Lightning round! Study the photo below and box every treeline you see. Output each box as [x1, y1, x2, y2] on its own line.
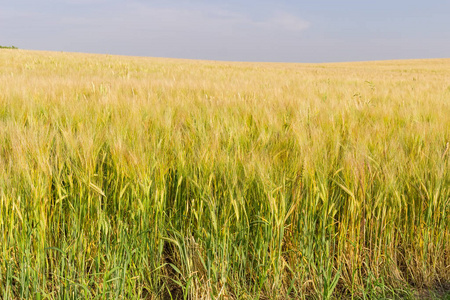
[0, 45, 18, 49]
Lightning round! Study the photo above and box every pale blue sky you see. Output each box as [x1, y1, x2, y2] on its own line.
[1, 0, 449, 62]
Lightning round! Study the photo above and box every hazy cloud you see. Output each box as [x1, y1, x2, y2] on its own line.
[262, 12, 310, 32]
[118, 2, 310, 35]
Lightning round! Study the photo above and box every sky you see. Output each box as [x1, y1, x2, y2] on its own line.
[1, 0, 450, 63]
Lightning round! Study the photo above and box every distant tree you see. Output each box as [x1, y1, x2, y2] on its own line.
[0, 45, 18, 49]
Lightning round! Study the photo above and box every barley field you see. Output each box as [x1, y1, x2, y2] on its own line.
[0, 49, 449, 299]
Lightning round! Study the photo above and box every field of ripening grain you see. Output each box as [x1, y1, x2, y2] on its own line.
[0, 49, 449, 299]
